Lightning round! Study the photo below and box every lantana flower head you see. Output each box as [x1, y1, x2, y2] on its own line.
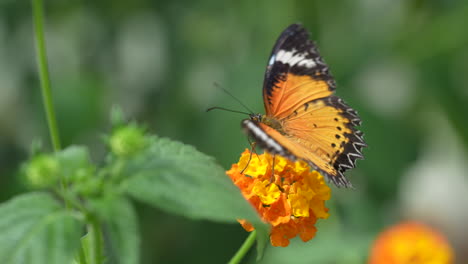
[226, 149, 331, 247]
[369, 221, 454, 264]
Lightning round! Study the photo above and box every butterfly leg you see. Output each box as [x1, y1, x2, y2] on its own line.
[270, 154, 276, 183]
[248, 138, 260, 161]
[240, 141, 257, 174]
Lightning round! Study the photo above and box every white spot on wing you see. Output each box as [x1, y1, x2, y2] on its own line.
[268, 55, 276, 65]
[275, 49, 316, 68]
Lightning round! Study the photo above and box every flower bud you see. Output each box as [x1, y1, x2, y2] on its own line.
[109, 125, 147, 157]
[24, 154, 60, 188]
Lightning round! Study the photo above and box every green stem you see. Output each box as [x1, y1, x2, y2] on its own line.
[56, 189, 88, 214]
[228, 230, 257, 264]
[32, 0, 61, 151]
[87, 218, 104, 264]
[32, 0, 71, 211]
[78, 243, 87, 264]
[32, 2, 104, 264]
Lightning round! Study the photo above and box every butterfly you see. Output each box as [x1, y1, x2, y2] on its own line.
[242, 24, 366, 188]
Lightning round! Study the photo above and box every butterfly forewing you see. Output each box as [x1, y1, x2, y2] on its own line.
[263, 24, 335, 119]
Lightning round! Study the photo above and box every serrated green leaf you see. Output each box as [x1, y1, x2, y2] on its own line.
[90, 196, 140, 264]
[121, 136, 264, 226]
[0, 192, 83, 264]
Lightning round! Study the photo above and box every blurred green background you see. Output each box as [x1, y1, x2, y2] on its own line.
[1, 0, 468, 263]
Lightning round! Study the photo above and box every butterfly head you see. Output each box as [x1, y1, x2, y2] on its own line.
[248, 113, 263, 123]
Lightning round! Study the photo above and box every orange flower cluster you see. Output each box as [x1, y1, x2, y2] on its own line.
[369, 221, 454, 264]
[226, 149, 331, 247]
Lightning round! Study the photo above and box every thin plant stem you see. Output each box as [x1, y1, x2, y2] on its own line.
[228, 230, 257, 264]
[32, 1, 104, 263]
[88, 219, 104, 264]
[32, 0, 61, 151]
[78, 245, 87, 264]
[31, 0, 71, 212]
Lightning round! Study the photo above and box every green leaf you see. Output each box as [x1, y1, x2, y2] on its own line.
[91, 195, 140, 264]
[55, 146, 99, 196]
[255, 225, 269, 261]
[121, 136, 263, 225]
[55, 145, 93, 178]
[0, 192, 83, 264]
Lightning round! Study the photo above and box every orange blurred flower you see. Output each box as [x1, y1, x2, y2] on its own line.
[369, 221, 454, 264]
[226, 149, 331, 247]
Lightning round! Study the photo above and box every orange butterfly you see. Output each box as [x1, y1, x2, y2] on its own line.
[242, 24, 366, 188]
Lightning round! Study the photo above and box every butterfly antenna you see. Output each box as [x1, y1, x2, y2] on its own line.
[214, 82, 255, 114]
[206, 106, 250, 115]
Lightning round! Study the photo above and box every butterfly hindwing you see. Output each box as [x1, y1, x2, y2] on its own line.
[281, 96, 366, 187]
